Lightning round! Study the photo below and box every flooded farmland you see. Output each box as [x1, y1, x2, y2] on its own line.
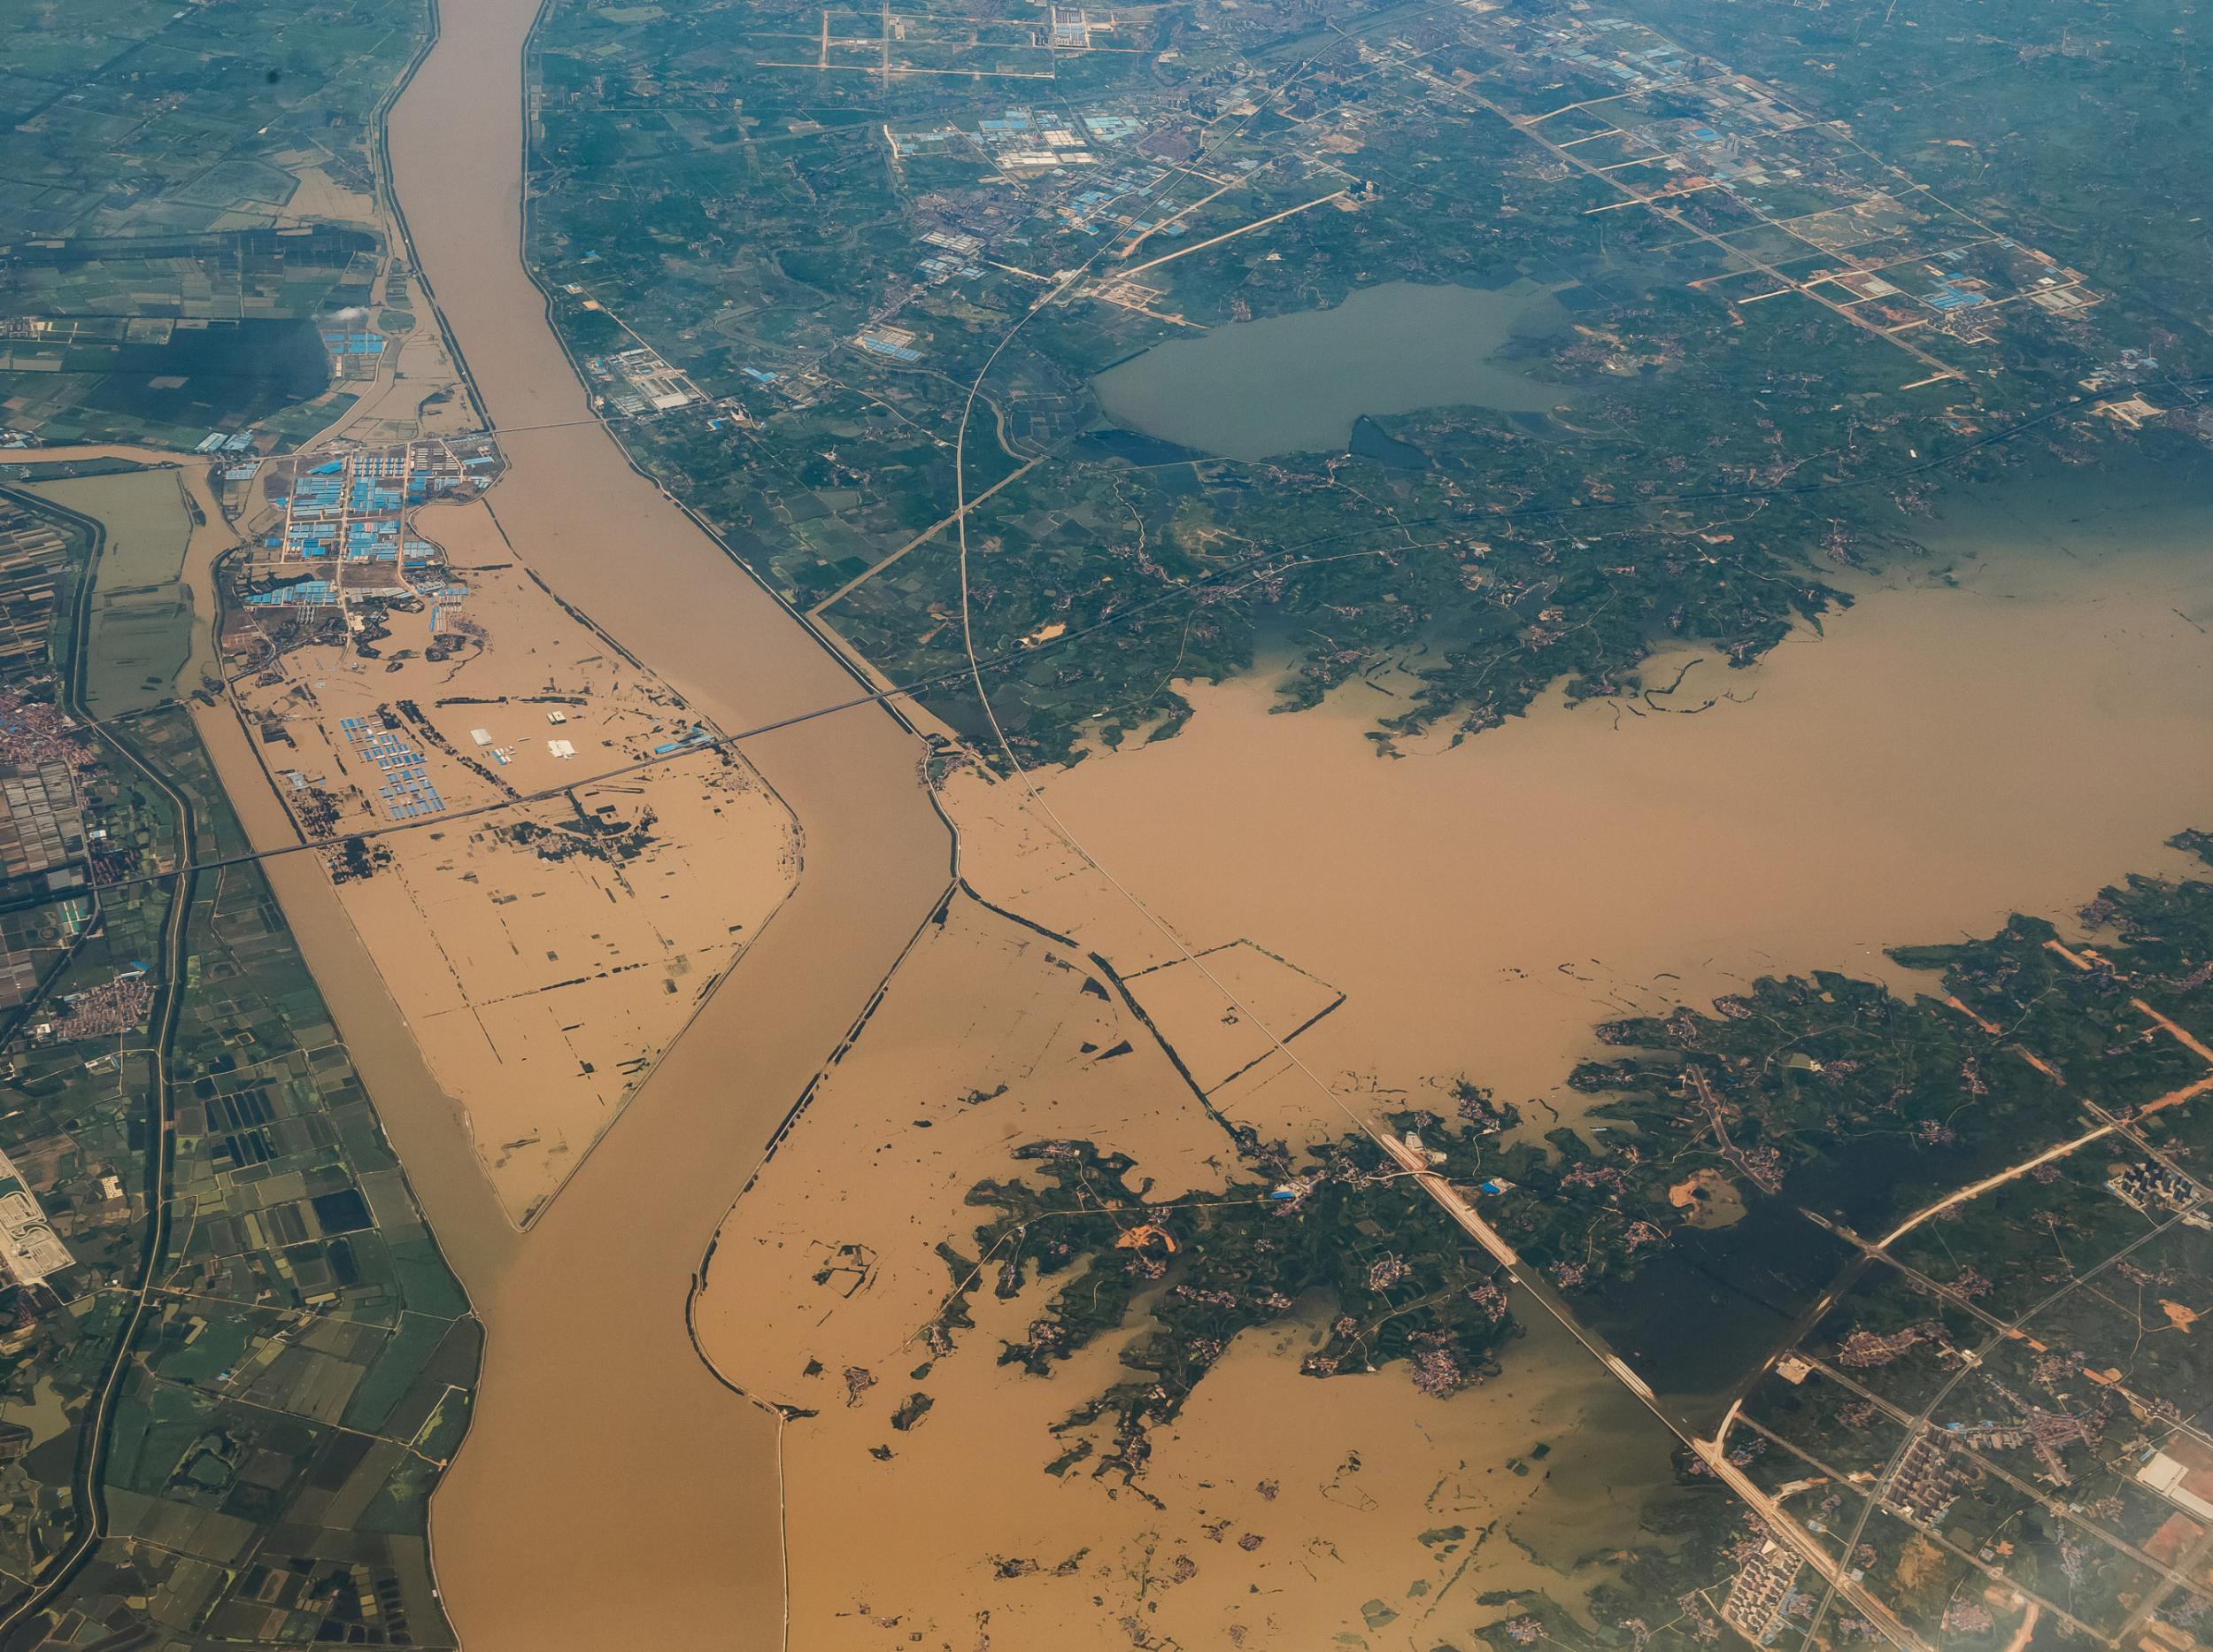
[690, 889, 1686, 1646]
[697, 458, 2213, 1640]
[951, 467, 2213, 1146]
[26, 468, 197, 715]
[164, 0, 2213, 1645]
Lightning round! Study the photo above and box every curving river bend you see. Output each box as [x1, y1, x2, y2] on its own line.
[197, 0, 956, 1644]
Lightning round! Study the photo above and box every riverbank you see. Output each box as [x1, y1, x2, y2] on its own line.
[272, 0, 965, 1643]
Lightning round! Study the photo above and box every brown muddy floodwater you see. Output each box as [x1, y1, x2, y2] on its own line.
[964, 471, 2213, 1153]
[170, 1, 2213, 1644]
[688, 453, 2213, 1640]
[193, 0, 952, 1646]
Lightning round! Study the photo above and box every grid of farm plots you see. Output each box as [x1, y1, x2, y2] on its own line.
[340, 717, 447, 821]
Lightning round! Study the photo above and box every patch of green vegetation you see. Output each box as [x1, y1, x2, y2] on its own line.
[0, 481, 477, 1646]
[0, 3, 424, 241]
[525, 0, 2209, 762]
[0, 0, 426, 446]
[928, 1134, 1523, 1479]
[1628, 0, 2213, 351]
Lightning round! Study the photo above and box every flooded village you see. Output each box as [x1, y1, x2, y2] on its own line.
[0, 0, 2209, 1647]
[690, 462, 2213, 1644]
[217, 435, 802, 1224]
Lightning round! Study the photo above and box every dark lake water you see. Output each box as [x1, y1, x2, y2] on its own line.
[1091, 280, 1566, 461]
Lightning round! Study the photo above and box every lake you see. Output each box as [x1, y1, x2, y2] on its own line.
[1091, 280, 1568, 461]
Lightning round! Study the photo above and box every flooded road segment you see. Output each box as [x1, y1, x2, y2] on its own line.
[191, 0, 960, 1643]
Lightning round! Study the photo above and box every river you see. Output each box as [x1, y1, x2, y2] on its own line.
[189, 0, 957, 1644]
[158, 0, 2213, 1644]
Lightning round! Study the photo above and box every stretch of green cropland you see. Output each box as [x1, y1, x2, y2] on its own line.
[0, 468, 475, 1648]
[0, 0, 431, 447]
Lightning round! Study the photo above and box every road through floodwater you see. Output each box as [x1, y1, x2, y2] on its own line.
[198, 0, 957, 1644]
[166, 0, 2213, 1644]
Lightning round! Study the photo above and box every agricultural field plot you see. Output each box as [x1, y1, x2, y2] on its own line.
[0, 0, 423, 240]
[0, 0, 427, 447]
